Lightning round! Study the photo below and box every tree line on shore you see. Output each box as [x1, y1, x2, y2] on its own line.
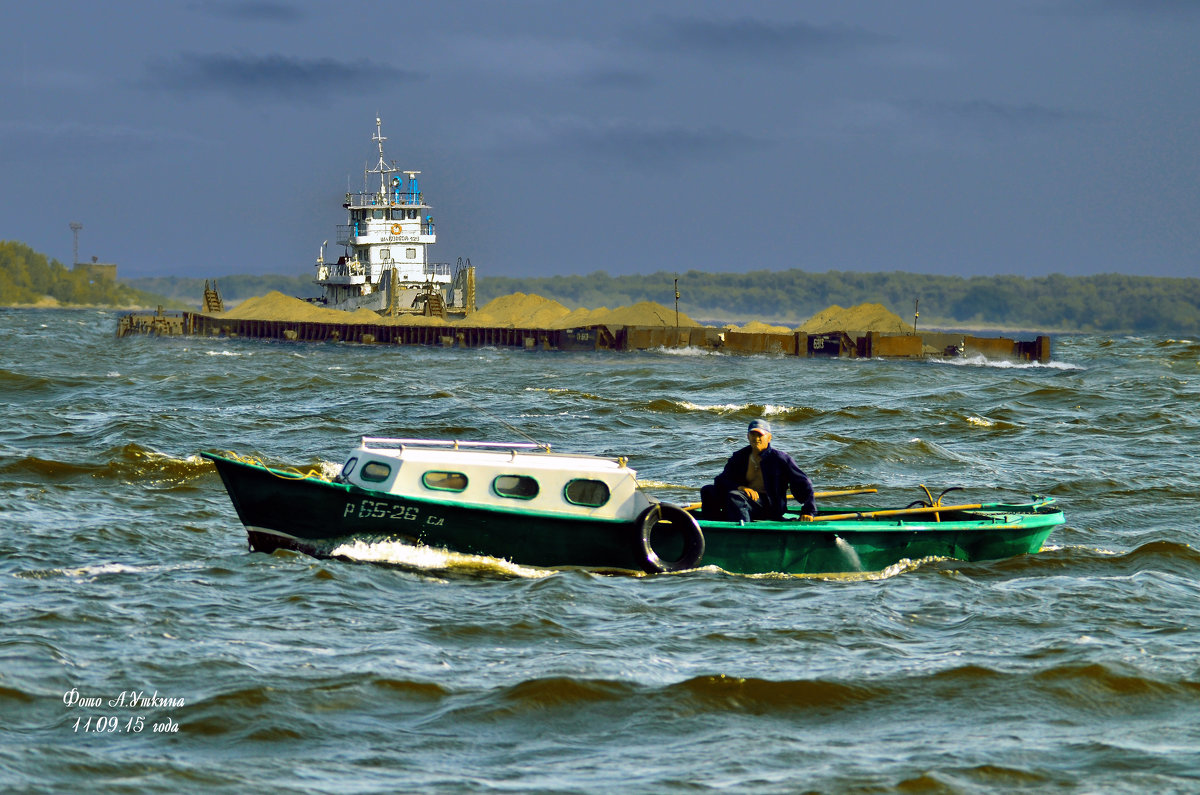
[4, 240, 1198, 333]
[0, 241, 177, 309]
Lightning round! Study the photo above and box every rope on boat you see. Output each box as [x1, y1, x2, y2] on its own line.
[440, 390, 550, 450]
[219, 451, 333, 482]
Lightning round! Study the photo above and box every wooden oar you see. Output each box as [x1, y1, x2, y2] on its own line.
[807, 502, 986, 523]
[683, 486, 878, 512]
[809, 488, 877, 498]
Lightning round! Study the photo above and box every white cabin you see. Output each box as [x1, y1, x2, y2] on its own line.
[313, 118, 473, 315]
[339, 438, 652, 522]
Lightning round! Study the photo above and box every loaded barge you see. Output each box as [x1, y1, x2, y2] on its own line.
[115, 116, 1050, 362]
[117, 306, 1050, 362]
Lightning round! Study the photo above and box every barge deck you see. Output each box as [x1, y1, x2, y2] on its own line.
[116, 308, 1051, 362]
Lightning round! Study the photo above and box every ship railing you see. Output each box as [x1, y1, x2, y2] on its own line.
[317, 261, 366, 278]
[369, 261, 450, 278]
[345, 191, 425, 207]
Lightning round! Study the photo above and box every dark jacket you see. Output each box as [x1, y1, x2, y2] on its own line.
[713, 445, 816, 519]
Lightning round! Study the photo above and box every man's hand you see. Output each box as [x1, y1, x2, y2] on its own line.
[739, 486, 759, 502]
[799, 514, 814, 522]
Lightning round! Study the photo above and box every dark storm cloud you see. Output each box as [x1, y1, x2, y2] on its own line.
[142, 53, 423, 101]
[643, 16, 889, 59]
[188, 0, 304, 23]
[495, 116, 766, 169]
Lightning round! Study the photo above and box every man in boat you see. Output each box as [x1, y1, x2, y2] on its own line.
[700, 419, 816, 523]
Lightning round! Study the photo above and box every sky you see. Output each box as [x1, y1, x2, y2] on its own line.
[1, 0, 1197, 281]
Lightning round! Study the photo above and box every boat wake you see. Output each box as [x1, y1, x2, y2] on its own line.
[328, 538, 949, 582]
[330, 539, 555, 579]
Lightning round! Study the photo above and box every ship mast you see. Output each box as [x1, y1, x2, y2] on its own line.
[368, 116, 398, 198]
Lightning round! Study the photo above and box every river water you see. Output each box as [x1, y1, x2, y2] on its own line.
[3, 308, 1199, 793]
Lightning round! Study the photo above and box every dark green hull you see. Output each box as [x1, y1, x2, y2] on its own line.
[203, 453, 1064, 575]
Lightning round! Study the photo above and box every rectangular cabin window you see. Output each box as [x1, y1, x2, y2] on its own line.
[391, 209, 404, 220]
[406, 248, 417, 259]
[423, 471, 468, 492]
[379, 248, 390, 262]
[564, 479, 611, 507]
[373, 209, 385, 220]
[493, 475, 539, 500]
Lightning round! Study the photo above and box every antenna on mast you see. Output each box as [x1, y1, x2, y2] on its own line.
[368, 116, 398, 198]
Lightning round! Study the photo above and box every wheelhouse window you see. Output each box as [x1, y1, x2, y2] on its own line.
[406, 248, 417, 259]
[493, 475, 539, 500]
[423, 471, 468, 492]
[379, 248, 390, 262]
[341, 457, 358, 478]
[372, 209, 385, 219]
[564, 479, 610, 507]
[360, 461, 392, 482]
[391, 209, 404, 220]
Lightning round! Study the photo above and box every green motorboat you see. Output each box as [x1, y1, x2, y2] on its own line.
[202, 437, 1064, 576]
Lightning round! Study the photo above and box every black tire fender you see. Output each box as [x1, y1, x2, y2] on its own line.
[636, 503, 705, 573]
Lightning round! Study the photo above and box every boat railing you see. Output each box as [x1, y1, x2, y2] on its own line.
[363, 437, 547, 452]
[359, 437, 629, 464]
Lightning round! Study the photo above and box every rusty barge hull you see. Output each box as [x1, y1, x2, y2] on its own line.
[116, 310, 1051, 362]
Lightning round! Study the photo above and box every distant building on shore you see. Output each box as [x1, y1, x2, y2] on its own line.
[73, 256, 117, 284]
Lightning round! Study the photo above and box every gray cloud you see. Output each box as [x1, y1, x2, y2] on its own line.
[1041, 0, 1200, 19]
[575, 68, 655, 90]
[142, 53, 423, 101]
[490, 116, 768, 169]
[0, 120, 206, 164]
[643, 16, 890, 60]
[904, 99, 1100, 129]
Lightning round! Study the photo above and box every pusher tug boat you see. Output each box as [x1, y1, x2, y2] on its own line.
[312, 117, 473, 316]
[202, 438, 1065, 575]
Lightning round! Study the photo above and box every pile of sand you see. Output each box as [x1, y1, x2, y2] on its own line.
[452, 293, 700, 329]
[219, 291, 339, 322]
[216, 290, 902, 335]
[551, 307, 610, 328]
[798, 302, 913, 334]
[470, 293, 571, 327]
[734, 320, 793, 334]
[594, 301, 698, 327]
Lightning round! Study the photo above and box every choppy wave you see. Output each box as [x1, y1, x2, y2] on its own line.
[644, 398, 818, 422]
[929, 354, 1085, 370]
[6, 312, 1200, 793]
[653, 345, 723, 357]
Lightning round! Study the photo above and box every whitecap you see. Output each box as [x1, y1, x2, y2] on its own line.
[929, 354, 1083, 371]
[330, 538, 554, 578]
